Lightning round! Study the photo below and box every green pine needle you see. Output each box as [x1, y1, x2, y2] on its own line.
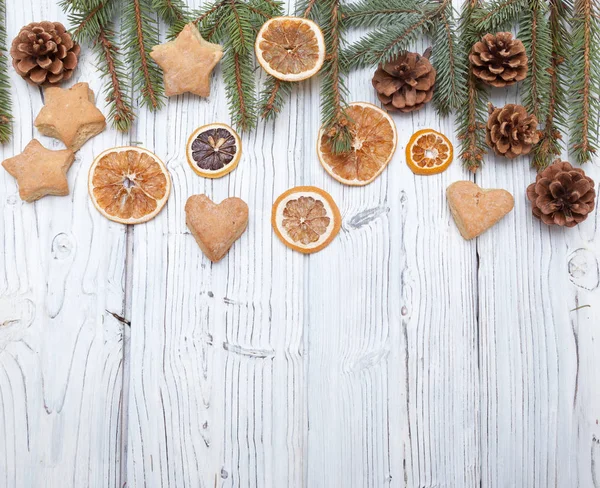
[519, 0, 552, 124]
[123, 0, 165, 110]
[96, 28, 136, 132]
[532, 0, 571, 169]
[472, 0, 528, 32]
[259, 77, 293, 120]
[457, 0, 488, 172]
[568, 0, 600, 164]
[152, 0, 190, 26]
[0, 0, 12, 144]
[341, 0, 436, 28]
[431, 1, 467, 115]
[61, 0, 117, 42]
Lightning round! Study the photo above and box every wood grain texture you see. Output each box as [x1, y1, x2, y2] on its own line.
[0, 4, 127, 488]
[1, 1, 599, 487]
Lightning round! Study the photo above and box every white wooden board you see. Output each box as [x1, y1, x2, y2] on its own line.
[0, 1, 599, 487]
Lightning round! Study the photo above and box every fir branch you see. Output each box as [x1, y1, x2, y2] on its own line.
[320, 0, 352, 154]
[97, 28, 135, 132]
[568, 0, 600, 164]
[342, 0, 451, 71]
[519, 0, 551, 124]
[152, 0, 190, 26]
[171, 0, 229, 36]
[532, 0, 570, 168]
[341, 0, 436, 28]
[457, 0, 487, 172]
[259, 77, 292, 120]
[472, 0, 528, 32]
[0, 0, 12, 144]
[431, 1, 466, 115]
[65, 0, 116, 41]
[123, 0, 164, 110]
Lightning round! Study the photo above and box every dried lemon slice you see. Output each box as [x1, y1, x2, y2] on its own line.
[406, 129, 453, 175]
[88, 146, 171, 224]
[186, 123, 242, 178]
[317, 102, 398, 186]
[255, 16, 325, 82]
[272, 186, 341, 254]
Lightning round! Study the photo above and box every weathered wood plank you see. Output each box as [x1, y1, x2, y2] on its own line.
[0, 4, 127, 488]
[479, 89, 600, 487]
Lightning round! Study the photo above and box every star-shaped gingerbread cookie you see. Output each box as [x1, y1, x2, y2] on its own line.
[150, 23, 223, 98]
[2, 139, 75, 202]
[34, 82, 106, 152]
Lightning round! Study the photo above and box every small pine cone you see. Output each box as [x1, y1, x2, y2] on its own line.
[527, 160, 596, 227]
[469, 32, 528, 87]
[372, 49, 436, 113]
[10, 21, 80, 86]
[486, 103, 540, 158]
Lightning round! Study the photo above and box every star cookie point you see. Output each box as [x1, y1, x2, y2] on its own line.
[2, 139, 75, 202]
[34, 82, 106, 151]
[150, 23, 223, 98]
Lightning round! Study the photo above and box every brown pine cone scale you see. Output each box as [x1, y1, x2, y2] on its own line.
[486, 103, 540, 159]
[10, 21, 80, 86]
[527, 161, 596, 227]
[470, 32, 528, 87]
[372, 49, 436, 113]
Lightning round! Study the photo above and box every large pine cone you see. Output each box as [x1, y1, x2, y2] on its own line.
[469, 32, 528, 87]
[372, 49, 436, 113]
[486, 103, 540, 158]
[10, 21, 80, 86]
[527, 161, 596, 227]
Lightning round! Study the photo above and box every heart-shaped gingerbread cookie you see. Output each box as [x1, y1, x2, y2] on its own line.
[185, 194, 249, 262]
[447, 181, 514, 240]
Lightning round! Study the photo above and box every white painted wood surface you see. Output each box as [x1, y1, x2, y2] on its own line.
[1, 1, 599, 487]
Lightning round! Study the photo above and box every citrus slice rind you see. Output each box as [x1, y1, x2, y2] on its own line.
[186, 123, 242, 178]
[272, 186, 341, 254]
[88, 146, 171, 225]
[317, 102, 398, 186]
[255, 16, 325, 82]
[406, 129, 453, 175]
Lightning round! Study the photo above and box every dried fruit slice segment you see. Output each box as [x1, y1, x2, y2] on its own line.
[317, 102, 398, 186]
[272, 186, 341, 254]
[186, 123, 242, 178]
[255, 16, 325, 82]
[406, 129, 453, 175]
[88, 146, 171, 224]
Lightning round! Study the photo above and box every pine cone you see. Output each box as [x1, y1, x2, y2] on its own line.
[527, 160, 596, 227]
[10, 21, 80, 86]
[486, 103, 540, 158]
[372, 48, 436, 113]
[469, 32, 528, 87]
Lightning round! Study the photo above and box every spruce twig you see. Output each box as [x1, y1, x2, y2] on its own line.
[568, 0, 599, 164]
[123, 0, 164, 110]
[532, 0, 570, 168]
[520, 0, 551, 125]
[0, 0, 12, 144]
[431, 0, 466, 115]
[97, 28, 135, 132]
[472, 0, 527, 32]
[457, 0, 487, 172]
[152, 0, 190, 25]
[342, 0, 452, 70]
[320, 0, 352, 154]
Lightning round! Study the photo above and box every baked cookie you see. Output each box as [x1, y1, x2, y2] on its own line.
[150, 23, 223, 98]
[34, 82, 106, 151]
[2, 139, 75, 202]
[447, 181, 514, 240]
[185, 194, 248, 262]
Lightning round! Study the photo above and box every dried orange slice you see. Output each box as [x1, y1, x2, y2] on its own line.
[406, 129, 453, 175]
[272, 186, 341, 254]
[317, 102, 398, 186]
[186, 123, 241, 178]
[255, 16, 325, 82]
[88, 146, 171, 224]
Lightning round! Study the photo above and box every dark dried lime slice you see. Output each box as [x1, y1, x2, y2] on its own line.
[191, 128, 237, 171]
